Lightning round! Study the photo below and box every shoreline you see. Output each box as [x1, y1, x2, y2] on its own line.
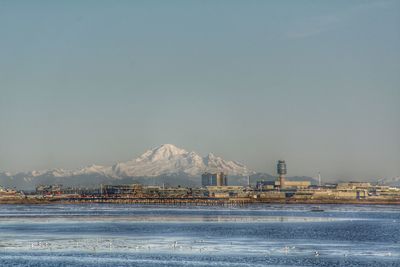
[1, 197, 400, 205]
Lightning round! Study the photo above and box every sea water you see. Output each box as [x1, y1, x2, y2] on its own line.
[0, 204, 399, 266]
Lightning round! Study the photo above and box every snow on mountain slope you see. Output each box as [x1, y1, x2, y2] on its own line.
[112, 144, 253, 177]
[72, 164, 114, 177]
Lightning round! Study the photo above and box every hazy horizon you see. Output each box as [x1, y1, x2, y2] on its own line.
[1, 1, 399, 181]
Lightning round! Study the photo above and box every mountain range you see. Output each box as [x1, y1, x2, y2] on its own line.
[0, 144, 255, 190]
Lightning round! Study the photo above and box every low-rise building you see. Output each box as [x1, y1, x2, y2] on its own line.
[101, 184, 143, 196]
[283, 181, 311, 189]
[207, 186, 244, 198]
[337, 182, 372, 190]
[257, 180, 311, 191]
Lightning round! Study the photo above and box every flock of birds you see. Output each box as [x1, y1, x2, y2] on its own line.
[28, 239, 366, 258]
[27, 239, 396, 259]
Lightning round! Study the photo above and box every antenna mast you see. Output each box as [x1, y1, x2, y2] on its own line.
[318, 172, 322, 187]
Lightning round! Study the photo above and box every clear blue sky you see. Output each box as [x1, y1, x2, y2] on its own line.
[0, 0, 399, 181]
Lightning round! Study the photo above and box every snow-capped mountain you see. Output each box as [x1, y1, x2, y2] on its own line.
[112, 144, 253, 177]
[0, 144, 254, 189]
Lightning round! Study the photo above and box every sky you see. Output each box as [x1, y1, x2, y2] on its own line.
[0, 0, 399, 181]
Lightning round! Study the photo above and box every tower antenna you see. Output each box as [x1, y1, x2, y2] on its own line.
[318, 172, 322, 187]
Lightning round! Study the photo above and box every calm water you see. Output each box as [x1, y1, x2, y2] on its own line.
[0, 204, 399, 266]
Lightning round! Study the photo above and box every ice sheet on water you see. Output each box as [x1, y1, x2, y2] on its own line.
[0, 204, 399, 266]
[1, 231, 399, 259]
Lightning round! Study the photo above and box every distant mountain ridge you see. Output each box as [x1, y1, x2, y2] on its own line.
[378, 176, 400, 187]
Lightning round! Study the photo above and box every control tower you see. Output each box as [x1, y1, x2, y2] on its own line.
[277, 160, 287, 189]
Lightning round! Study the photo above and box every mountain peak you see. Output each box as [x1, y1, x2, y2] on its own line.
[155, 144, 187, 153]
[206, 152, 219, 159]
[144, 144, 188, 161]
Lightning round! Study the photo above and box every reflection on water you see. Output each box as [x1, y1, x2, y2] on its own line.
[0, 204, 399, 266]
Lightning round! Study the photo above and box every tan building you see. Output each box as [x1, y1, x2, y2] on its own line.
[283, 181, 311, 189]
[337, 182, 372, 190]
[299, 189, 368, 199]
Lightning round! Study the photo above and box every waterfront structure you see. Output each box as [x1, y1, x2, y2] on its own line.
[4, 181, 400, 204]
[36, 185, 101, 196]
[9, 172, 400, 204]
[0, 186, 18, 197]
[158, 187, 191, 198]
[277, 160, 287, 189]
[206, 186, 244, 198]
[202, 172, 227, 187]
[101, 184, 143, 196]
[36, 184, 63, 195]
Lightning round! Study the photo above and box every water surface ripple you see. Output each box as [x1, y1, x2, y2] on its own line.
[0, 204, 399, 266]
